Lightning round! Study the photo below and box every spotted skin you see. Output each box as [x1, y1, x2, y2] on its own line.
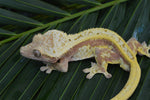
[20, 28, 150, 100]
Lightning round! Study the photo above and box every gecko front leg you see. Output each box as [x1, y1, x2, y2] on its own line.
[55, 57, 70, 72]
[83, 48, 121, 79]
[40, 57, 70, 74]
[40, 63, 56, 74]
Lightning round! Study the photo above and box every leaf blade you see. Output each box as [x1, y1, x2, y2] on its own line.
[0, 8, 43, 26]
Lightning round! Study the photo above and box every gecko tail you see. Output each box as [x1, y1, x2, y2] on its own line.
[111, 62, 141, 100]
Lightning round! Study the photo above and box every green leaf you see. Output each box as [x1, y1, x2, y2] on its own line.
[53, 0, 101, 6]
[0, 28, 16, 37]
[0, 0, 150, 100]
[0, 35, 30, 95]
[0, 0, 70, 16]
[16, 0, 70, 16]
[0, 8, 43, 26]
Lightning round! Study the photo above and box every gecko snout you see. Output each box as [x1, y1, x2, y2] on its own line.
[20, 46, 25, 55]
[20, 45, 33, 58]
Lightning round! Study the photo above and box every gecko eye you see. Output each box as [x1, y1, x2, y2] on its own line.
[33, 49, 41, 57]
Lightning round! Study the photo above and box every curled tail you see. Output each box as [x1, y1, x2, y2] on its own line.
[111, 61, 141, 100]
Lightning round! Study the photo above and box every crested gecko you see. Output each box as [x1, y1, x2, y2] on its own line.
[20, 28, 150, 100]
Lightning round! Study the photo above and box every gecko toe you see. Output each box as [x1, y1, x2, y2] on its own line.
[46, 68, 52, 74]
[40, 66, 49, 71]
[83, 68, 90, 73]
[86, 73, 94, 79]
[104, 72, 112, 78]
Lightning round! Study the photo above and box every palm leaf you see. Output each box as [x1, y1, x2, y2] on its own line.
[0, 0, 70, 16]
[0, 0, 150, 100]
[0, 8, 43, 26]
[0, 28, 16, 37]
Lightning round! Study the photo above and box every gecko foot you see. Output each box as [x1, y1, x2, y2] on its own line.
[141, 42, 150, 58]
[83, 62, 112, 79]
[40, 66, 56, 74]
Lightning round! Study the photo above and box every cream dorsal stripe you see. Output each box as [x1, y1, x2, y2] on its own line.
[38, 28, 134, 60]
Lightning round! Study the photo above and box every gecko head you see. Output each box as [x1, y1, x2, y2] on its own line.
[20, 30, 68, 63]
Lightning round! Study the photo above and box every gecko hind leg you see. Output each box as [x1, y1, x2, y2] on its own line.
[127, 37, 150, 57]
[83, 48, 120, 79]
[141, 41, 150, 57]
[83, 62, 112, 79]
